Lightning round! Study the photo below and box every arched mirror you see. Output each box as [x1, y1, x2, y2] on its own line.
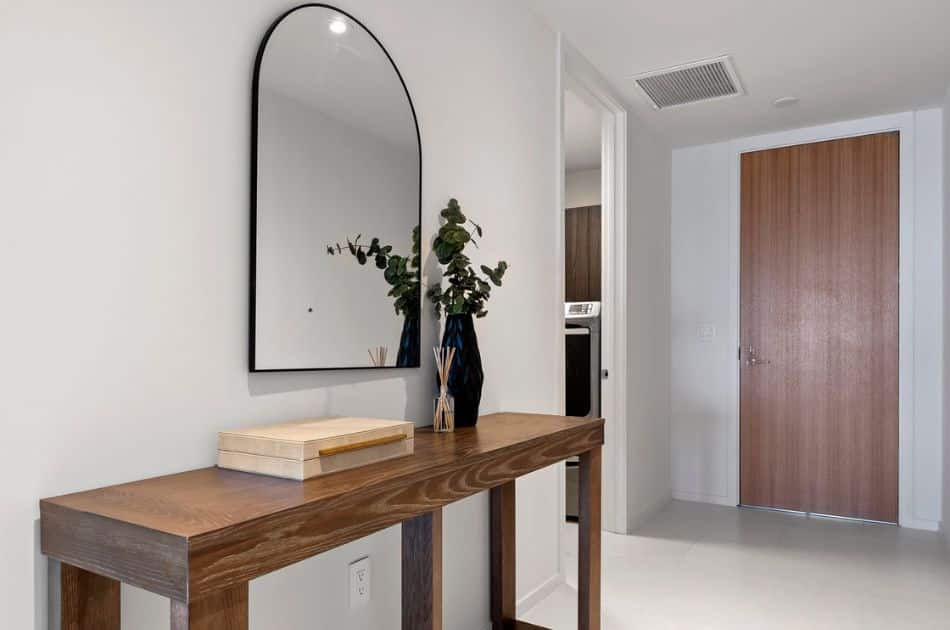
[250, 4, 421, 372]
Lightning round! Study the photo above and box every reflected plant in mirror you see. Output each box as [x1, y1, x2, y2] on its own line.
[250, 5, 421, 371]
[326, 226, 421, 366]
[426, 199, 509, 427]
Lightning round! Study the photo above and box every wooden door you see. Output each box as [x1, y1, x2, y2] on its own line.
[565, 205, 602, 302]
[740, 132, 899, 522]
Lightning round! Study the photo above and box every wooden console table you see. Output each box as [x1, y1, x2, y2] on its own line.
[40, 412, 603, 629]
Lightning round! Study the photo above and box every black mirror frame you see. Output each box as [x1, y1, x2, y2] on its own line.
[248, 4, 423, 373]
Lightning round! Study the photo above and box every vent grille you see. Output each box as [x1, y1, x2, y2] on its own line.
[634, 56, 743, 110]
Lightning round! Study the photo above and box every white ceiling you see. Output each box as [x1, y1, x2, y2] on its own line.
[565, 88, 601, 172]
[526, 0, 950, 147]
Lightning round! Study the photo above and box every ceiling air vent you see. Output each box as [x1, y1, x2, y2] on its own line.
[633, 56, 744, 110]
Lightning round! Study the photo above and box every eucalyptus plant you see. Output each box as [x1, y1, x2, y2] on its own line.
[327, 225, 421, 317]
[426, 198, 508, 319]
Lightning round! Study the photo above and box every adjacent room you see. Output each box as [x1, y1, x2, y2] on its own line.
[3, 1, 949, 629]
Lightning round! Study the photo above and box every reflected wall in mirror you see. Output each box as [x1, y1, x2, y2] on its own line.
[251, 4, 421, 371]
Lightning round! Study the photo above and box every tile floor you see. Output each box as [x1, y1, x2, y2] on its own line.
[522, 501, 950, 629]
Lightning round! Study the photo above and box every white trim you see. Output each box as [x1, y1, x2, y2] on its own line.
[554, 37, 568, 569]
[516, 573, 564, 617]
[558, 36, 630, 536]
[726, 112, 916, 526]
[903, 518, 941, 532]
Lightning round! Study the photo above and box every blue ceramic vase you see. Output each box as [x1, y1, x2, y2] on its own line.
[441, 314, 483, 427]
[396, 316, 420, 367]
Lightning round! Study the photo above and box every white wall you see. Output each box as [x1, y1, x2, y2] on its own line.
[670, 110, 945, 530]
[0, 2, 562, 628]
[626, 115, 673, 530]
[943, 90, 950, 544]
[565, 168, 600, 208]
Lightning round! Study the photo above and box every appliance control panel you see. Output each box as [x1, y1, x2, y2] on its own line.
[565, 301, 601, 318]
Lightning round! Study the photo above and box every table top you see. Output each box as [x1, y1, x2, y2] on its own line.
[42, 412, 603, 539]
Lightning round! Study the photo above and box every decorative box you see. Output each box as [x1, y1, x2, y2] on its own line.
[218, 417, 414, 480]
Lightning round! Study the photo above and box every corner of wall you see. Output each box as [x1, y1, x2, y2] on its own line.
[625, 111, 674, 532]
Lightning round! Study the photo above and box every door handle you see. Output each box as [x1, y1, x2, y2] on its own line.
[743, 345, 771, 367]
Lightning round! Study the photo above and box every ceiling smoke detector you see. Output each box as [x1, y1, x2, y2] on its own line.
[633, 55, 744, 110]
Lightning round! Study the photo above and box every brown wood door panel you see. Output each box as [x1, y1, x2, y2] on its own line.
[565, 205, 601, 302]
[740, 132, 899, 523]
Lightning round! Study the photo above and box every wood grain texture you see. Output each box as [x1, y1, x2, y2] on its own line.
[60, 563, 120, 630]
[41, 413, 604, 602]
[740, 133, 899, 522]
[402, 509, 442, 630]
[170, 583, 248, 630]
[565, 205, 602, 302]
[43, 501, 189, 601]
[490, 481, 516, 629]
[578, 446, 601, 630]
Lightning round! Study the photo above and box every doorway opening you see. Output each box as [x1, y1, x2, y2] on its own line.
[556, 38, 629, 550]
[563, 87, 602, 523]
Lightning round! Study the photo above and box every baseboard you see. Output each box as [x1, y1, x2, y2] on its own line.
[672, 490, 736, 507]
[516, 573, 563, 617]
[901, 517, 940, 532]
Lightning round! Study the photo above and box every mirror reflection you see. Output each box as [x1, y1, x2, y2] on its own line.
[251, 6, 421, 371]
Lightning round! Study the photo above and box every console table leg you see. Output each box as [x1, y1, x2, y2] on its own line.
[402, 508, 443, 630]
[490, 480, 516, 629]
[170, 583, 248, 630]
[578, 446, 602, 630]
[59, 562, 120, 630]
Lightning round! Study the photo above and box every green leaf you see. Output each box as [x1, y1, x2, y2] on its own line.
[441, 224, 471, 245]
[433, 237, 457, 264]
[441, 199, 466, 224]
[326, 246, 335, 255]
[375, 254, 387, 269]
[356, 249, 367, 265]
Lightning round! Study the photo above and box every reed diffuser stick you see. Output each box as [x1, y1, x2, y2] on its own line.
[433, 346, 456, 432]
[368, 346, 387, 367]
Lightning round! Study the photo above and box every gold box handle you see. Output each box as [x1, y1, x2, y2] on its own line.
[318, 433, 407, 457]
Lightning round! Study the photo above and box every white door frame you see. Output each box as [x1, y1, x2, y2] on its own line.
[555, 35, 629, 539]
[727, 112, 922, 528]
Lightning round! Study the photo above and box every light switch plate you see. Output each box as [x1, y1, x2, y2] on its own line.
[349, 556, 371, 608]
[698, 323, 717, 343]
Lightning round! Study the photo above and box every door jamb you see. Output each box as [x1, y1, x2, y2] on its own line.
[556, 35, 629, 540]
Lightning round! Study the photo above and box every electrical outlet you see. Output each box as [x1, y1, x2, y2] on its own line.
[349, 556, 371, 608]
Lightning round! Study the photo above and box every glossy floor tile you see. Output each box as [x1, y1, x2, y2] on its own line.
[522, 501, 950, 629]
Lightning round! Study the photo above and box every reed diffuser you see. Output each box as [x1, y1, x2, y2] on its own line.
[433, 346, 456, 432]
[368, 346, 388, 367]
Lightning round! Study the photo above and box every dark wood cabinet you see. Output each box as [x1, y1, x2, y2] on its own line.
[565, 205, 602, 302]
